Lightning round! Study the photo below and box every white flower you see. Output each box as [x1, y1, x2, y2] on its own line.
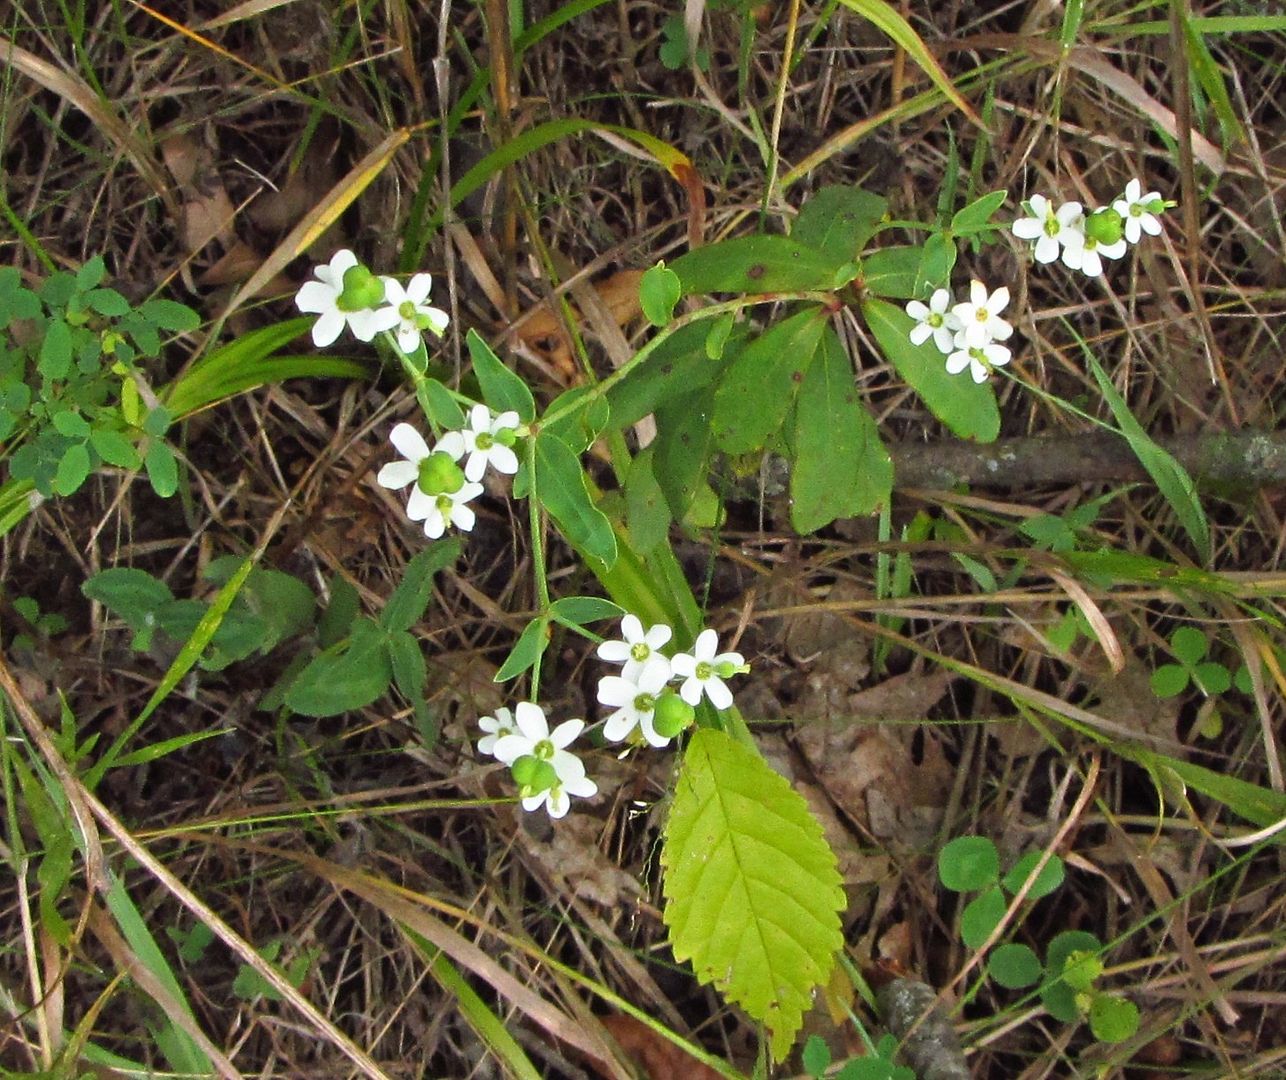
[596, 614, 673, 684]
[295, 249, 399, 347]
[522, 764, 598, 819]
[1112, 179, 1164, 245]
[1060, 223, 1126, 277]
[597, 664, 673, 748]
[437, 404, 522, 483]
[951, 280, 1014, 348]
[905, 288, 960, 354]
[1011, 195, 1084, 264]
[670, 629, 747, 711]
[376, 423, 484, 537]
[380, 274, 449, 354]
[491, 702, 586, 777]
[477, 707, 517, 757]
[946, 338, 1012, 384]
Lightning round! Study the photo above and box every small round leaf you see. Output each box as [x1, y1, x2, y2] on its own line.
[1089, 993, 1140, 1043]
[960, 886, 1006, 950]
[1002, 851, 1065, 900]
[988, 943, 1042, 989]
[1169, 625, 1208, 665]
[1194, 662, 1231, 695]
[1149, 664, 1189, 698]
[938, 835, 1000, 892]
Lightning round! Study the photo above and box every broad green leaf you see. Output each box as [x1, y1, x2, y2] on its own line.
[548, 595, 625, 627]
[534, 431, 617, 568]
[205, 558, 317, 651]
[712, 307, 826, 454]
[1089, 994, 1140, 1043]
[155, 600, 267, 671]
[791, 326, 891, 532]
[319, 574, 360, 648]
[541, 385, 610, 454]
[494, 616, 551, 682]
[53, 443, 91, 496]
[1001, 851, 1064, 900]
[654, 391, 716, 519]
[85, 287, 130, 317]
[1170, 625, 1209, 665]
[625, 447, 672, 553]
[286, 619, 394, 716]
[418, 377, 466, 430]
[386, 629, 428, 701]
[605, 321, 732, 430]
[832, 0, 980, 124]
[82, 568, 174, 651]
[988, 943, 1042, 989]
[863, 297, 1000, 441]
[1041, 931, 1102, 1022]
[380, 538, 462, 632]
[467, 329, 535, 421]
[640, 263, 682, 326]
[859, 245, 921, 299]
[961, 886, 1005, 949]
[938, 835, 1000, 891]
[662, 729, 844, 1062]
[1082, 347, 1210, 561]
[1194, 662, 1231, 695]
[916, 233, 956, 292]
[791, 186, 888, 262]
[1150, 664, 1190, 698]
[144, 441, 178, 497]
[139, 298, 200, 332]
[90, 427, 141, 468]
[950, 190, 1008, 235]
[76, 257, 107, 290]
[670, 235, 843, 296]
[39, 317, 73, 379]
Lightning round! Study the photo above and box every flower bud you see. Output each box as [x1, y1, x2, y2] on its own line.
[651, 690, 695, 738]
[417, 451, 465, 495]
[1083, 208, 1124, 246]
[336, 264, 385, 312]
[511, 755, 558, 796]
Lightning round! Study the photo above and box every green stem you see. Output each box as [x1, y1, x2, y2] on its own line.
[525, 435, 550, 699]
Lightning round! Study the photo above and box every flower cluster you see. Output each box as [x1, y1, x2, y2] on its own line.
[377, 406, 522, 538]
[1011, 179, 1168, 277]
[906, 280, 1014, 384]
[476, 616, 750, 819]
[295, 249, 448, 353]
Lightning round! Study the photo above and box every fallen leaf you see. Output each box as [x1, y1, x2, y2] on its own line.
[597, 1015, 724, 1080]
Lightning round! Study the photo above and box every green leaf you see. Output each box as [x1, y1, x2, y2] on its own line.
[862, 297, 1000, 441]
[466, 329, 535, 422]
[1001, 851, 1064, 900]
[639, 263, 682, 327]
[670, 235, 844, 296]
[860, 246, 921, 299]
[950, 190, 1008, 235]
[52, 410, 91, 438]
[1149, 663, 1190, 698]
[662, 729, 844, 1062]
[139, 298, 200, 332]
[144, 441, 178, 498]
[960, 886, 1005, 949]
[90, 427, 142, 468]
[494, 616, 551, 682]
[417, 377, 466, 430]
[386, 629, 428, 702]
[624, 447, 671, 553]
[988, 943, 1042, 989]
[605, 321, 731, 430]
[318, 575, 360, 648]
[1088, 993, 1140, 1043]
[791, 326, 891, 532]
[76, 256, 107, 290]
[548, 595, 626, 627]
[1082, 347, 1210, 562]
[1060, 949, 1103, 993]
[653, 390, 716, 520]
[1169, 625, 1208, 665]
[938, 835, 1000, 892]
[541, 385, 610, 455]
[801, 1035, 832, 1076]
[534, 431, 617, 569]
[712, 307, 826, 454]
[39, 317, 73, 379]
[1127, 746, 1286, 831]
[85, 287, 130, 317]
[82, 568, 174, 651]
[53, 443, 91, 496]
[286, 619, 394, 716]
[916, 233, 957, 291]
[791, 186, 888, 262]
[379, 538, 462, 632]
[1041, 931, 1101, 1022]
[1194, 661, 1231, 695]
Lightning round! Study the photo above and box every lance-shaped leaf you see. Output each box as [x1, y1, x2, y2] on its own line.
[662, 729, 844, 1061]
[670, 236, 843, 295]
[534, 430, 617, 569]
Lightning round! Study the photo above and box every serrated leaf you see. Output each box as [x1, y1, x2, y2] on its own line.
[989, 943, 1042, 989]
[379, 538, 462, 632]
[791, 186, 888, 262]
[662, 729, 844, 1062]
[862, 297, 1000, 441]
[466, 329, 534, 421]
[790, 326, 890, 532]
[640, 263, 682, 326]
[712, 307, 826, 454]
[534, 431, 617, 569]
[670, 235, 844, 295]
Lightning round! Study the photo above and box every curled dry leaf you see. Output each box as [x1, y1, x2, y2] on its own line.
[597, 1014, 725, 1080]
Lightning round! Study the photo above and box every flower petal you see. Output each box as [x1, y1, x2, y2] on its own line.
[550, 718, 585, 749]
[295, 280, 336, 314]
[377, 460, 419, 489]
[311, 309, 345, 347]
[514, 701, 549, 740]
[705, 678, 734, 710]
[596, 675, 635, 708]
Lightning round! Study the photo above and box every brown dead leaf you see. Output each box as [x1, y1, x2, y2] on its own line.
[523, 812, 640, 908]
[248, 135, 341, 233]
[161, 132, 237, 256]
[514, 269, 645, 378]
[597, 1015, 724, 1080]
[1090, 656, 1181, 746]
